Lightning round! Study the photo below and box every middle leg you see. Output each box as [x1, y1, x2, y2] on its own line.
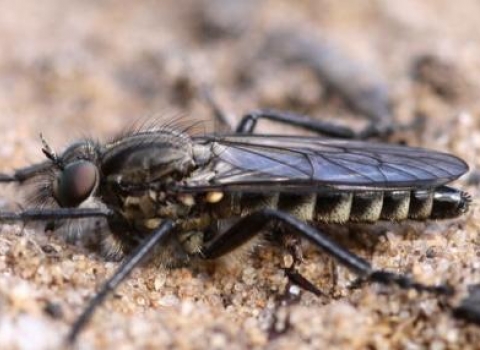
[202, 208, 453, 295]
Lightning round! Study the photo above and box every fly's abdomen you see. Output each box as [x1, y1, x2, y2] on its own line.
[315, 191, 386, 223]
[380, 191, 410, 220]
[430, 186, 471, 219]
[399, 186, 470, 220]
[221, 186, 469, 224]
[312, 186, 470, 223]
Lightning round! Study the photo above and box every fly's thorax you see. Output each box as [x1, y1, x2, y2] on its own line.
[102, 149, 196, 185]
[100, 128, 203, 187]
[118, 189, 199, 231]
[104, 189, 213, 266]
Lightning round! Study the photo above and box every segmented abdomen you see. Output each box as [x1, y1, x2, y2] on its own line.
[227, 186, 470, 223]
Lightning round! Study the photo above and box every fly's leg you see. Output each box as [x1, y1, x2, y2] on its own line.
[283, 266, 326, 297]
[0, 135, 60, 183]
[201, 87, 363, 138]
[0, 161, 52, 183]
[0, 156, 66, 229]
[275, 232, 326, 297]
[202, 209, 453, 296]
[235, 109, 426, 139]
[67, 220, 176, 344]
[0, 207, 114, 222]
[202, 88, 422, 139]
[236, 109, 362, 138]
[281, 232, 337, 297]
[0, 186, 109, 232]
[453, 284, 480, 325]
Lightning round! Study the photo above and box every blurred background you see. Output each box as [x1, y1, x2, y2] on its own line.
[0, 0, 479, 166]
[0, 1, 479, 349]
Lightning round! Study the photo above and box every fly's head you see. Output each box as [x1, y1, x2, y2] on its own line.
[38, 138, 102, 210]
[52, 155, 99, 209]
[26, 137, 106, 245]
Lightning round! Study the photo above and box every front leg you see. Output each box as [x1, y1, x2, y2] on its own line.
[67, 220, 176, 344]
[0, 161, 52, 183]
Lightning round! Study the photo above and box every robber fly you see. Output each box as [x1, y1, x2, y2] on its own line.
[0, 110, 471, 343]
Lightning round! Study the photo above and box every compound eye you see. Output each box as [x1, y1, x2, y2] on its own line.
[53, 161, 98, 207]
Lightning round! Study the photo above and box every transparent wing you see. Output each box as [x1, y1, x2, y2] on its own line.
[179, 135, 468, 192]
